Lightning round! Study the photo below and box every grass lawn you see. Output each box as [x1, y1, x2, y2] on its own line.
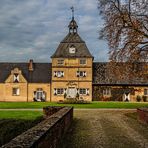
[0, 101, 147, 109]
[0, 111, 43, 146]
[0, 110, 43, 119]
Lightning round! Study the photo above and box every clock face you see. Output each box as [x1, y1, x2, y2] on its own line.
[69, 46, 76, 53]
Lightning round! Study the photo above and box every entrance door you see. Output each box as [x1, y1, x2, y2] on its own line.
[34, 90, 46, 102]
[67, 87, 77, 98]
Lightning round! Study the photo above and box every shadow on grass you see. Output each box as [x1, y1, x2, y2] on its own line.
[0, 117, 43, 147]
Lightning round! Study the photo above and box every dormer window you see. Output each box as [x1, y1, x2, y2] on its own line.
[69, 45, 76, 54]
[13, 73, 19, 83]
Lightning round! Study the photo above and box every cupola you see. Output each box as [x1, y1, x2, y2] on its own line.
[68, 6, 78, 33]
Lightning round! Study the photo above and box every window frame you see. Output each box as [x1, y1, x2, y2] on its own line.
[76, 71, 87, 77]
[57, 59, 64, 65]
[103, 88, 111, 96]
[55, 88, 64, 95]
[80, 59, 86, 65]
[54, 71, 64, 78]
[79, 88, 87, 95]
[144, 89, 148, 96]
[12, 88, 20, 96]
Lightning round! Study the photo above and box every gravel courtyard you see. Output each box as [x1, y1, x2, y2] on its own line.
[61, 109, 148, 148]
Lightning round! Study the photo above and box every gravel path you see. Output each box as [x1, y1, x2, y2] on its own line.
[61, 110, 148, 148]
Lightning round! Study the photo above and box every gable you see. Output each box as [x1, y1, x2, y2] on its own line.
[5, 68, 27, 83]
[0, 63, 52, 83]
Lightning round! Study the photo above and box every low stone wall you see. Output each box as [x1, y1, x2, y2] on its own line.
[1, 106, 73, 148]
[43, 106, 64, 118]
[137, 108, 148, 124]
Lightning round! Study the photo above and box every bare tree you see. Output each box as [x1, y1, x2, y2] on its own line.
[98, 0, 148, 82]
[98, 0, 148, 62]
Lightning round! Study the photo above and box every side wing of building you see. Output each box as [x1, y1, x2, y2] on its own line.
[0, 62, 52, 102]
[93, 62, 148, 101]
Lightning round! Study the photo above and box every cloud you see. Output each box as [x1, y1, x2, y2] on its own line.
[0, 0, 109, 62]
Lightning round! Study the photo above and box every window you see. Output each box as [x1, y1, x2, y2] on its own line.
[103, 88, 111, 96]
[13, 73, 19, 83]
[144, 89, 148, 96]
[79, 88, 89, 95]
[57, 59, 64, 65]
[54, 88, 64, 95]
[12, 88, 20, 96]
[54, 71, 64, 77]
[80, 59, 86, 65]
[76, 71, 87, 77]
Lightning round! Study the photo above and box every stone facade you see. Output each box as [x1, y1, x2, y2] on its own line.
[51, 58, 93, 102]
[93, 85, 148, 101]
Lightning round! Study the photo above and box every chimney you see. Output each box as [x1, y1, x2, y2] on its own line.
[29, 59, 34, 71]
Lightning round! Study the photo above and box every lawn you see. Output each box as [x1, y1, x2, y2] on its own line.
[0, 110, 43, 119]
[0, 111, 43, 146]
[0, 101, 147, 109]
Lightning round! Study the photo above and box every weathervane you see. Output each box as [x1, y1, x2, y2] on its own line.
[71, 6, 74, 20]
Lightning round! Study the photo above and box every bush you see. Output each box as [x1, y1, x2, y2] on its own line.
[58, 98, 91, 104]
[142, 96, 147, 102]
[136, 95, 142, 102]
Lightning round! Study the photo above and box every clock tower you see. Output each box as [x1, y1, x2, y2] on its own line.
[51, 8, 93, 101]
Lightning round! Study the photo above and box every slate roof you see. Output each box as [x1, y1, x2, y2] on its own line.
[51, 32, 93, 58]
[93, 62, 148, 85]
[0, 63, 52, 83]
[0, 62, 147, 85]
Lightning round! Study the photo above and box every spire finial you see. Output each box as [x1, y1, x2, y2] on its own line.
[71, 6, 74, 20]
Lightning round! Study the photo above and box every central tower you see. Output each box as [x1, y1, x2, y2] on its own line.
[51, 8, 93, 101]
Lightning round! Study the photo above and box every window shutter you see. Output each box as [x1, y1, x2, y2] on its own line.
[43, 92, 46, 99]
[62, 71, 64, 77]
[54, 89, 57, 95]
[76, 71, 79, 77]
[13, 75, 15, 82]
[84, 72, 87, 77]
[16, 75, 19, 82]
[17, 88, 20, 95]
[34, 91, 36, 98]
[13, 74, 19, 82]
[64, 88, 67, 94]
[86, 89, 89, 95]
[54, 71, 57, 77]
[76, 88, 79, 94]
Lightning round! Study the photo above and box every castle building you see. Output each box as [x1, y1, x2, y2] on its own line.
[0, 14, 147, 102]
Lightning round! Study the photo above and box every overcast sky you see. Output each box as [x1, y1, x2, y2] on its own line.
[0, 0, 109, 62]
